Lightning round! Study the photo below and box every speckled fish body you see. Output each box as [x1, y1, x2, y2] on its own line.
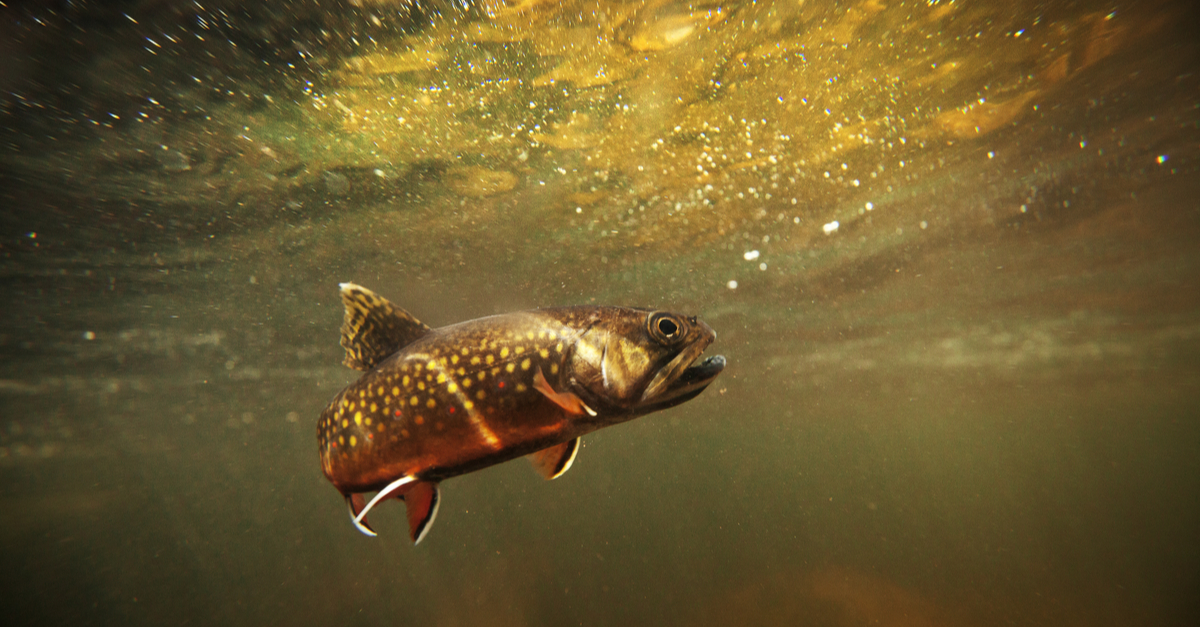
[317, 283, 725, 544]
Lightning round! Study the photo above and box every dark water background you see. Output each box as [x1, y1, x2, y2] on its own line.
[2, 1, 1198, 625]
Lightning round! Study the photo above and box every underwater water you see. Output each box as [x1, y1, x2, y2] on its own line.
[2, 0, 1198, 625]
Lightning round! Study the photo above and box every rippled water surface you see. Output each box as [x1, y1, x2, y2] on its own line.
[2, 1, 1198, 625]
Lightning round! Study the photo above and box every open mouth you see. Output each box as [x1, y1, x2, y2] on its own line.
[636, 352, 726, 414]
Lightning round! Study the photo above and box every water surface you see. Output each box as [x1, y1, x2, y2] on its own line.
[2, 1, 1198, 625]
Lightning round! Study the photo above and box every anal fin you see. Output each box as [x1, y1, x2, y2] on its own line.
[533, 367, 597, 416]
[400, 481, 441, 545]
[345, 475, 416, 538]
[528, 438, 581, 480]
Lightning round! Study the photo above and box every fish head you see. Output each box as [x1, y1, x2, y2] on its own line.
[564, 307, 725, 417]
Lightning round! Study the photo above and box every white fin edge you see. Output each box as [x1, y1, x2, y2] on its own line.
[412, 486, 441, 546]
[347, 498, 378, 537]
[355, 475, 417, 527]
[552, 438, 581, 479]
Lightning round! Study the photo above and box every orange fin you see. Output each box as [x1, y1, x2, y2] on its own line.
[533, 367, 596, 416]
[528, 438, 581, 480]
[346, 475, 417, 538]
[346, 493, 377, 537]
[400, 481, 440, 545]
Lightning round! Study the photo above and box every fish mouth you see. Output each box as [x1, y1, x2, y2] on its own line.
[637, 320, 726, 412]
[635, 353, 726, 414]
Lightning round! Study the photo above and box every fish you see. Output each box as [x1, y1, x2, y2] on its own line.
[317, 283, 726, 544]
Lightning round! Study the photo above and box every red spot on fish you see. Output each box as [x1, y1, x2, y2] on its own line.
[498, 381, 506, 389]
[395, 410, 402, 417]
[449, 406, 456, 414]
[368, 433, 374, 440]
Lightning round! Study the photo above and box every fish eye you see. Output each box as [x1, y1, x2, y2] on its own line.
[648, 313, 684, 343]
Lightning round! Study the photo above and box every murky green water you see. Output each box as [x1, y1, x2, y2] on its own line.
[2, 0, 1198, 625]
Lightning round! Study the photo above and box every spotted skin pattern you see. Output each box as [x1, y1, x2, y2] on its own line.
[319, 310, 591, 490]
[317, 283, 725, 541]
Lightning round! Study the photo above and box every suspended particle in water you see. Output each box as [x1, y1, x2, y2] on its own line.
[727, 280, 739, 290]
[823, 221, 839, 235]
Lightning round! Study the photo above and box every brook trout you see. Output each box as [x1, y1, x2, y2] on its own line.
[318, 283, 725, 544]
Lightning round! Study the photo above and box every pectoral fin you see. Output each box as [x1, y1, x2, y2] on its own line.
[528, 438, 581, 480]
[400, 481, 441, 545]
[533, 367, 597, 416]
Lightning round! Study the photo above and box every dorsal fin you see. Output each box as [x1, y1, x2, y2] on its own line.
[338, 283, 431, 371]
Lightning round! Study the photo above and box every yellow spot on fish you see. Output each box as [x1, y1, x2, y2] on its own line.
[477, 372, 486, 381]
[527, 331, 535, 340]
[471, 356, 481, 365]
[410, 396, 419, 406]
[500, 347, 510, 358]
[349, 435, 357, 447]
[426, 398, 436, 409]
[354, 412, 362, 426]
[456, 367, 465, 375]
[392, 387, 400, 396]
[342, 419, 349, 428]
[377, 423, 385, 432]
[521, 358, 531, 371]
[401, 429, 410, 438]
[551, 363, 560, 375]
[339, 436, 345, 445]
[516, 383, 528, 392]
[415, 416, 425, 425]
[365, 417, 372, 426]
[515, 346, 525, 355]
[556, 342, 564, 352]
[476, 390, 486, 400]
[464, 400, 474, 410]
[348, 401, 356, 411]
[418, 381, 426, 391]
[539, 348, 549, 358]
[376, 386, 384, 396]
[436, 373, 446, 384]
[461, 347, 470, 356]
[447, 382, 459, 393]
[370, 403, 377, 413]
[451, 355, 459, 365]
[463, 378, 473, 388]
[486, 354, 495, 365]
[506, 363, 516, 373]
[402, 376, 410, 386]
[427, 360, 437, 370]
